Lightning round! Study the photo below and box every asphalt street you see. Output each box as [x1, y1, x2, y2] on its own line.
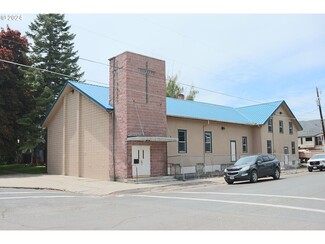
[1, 171, 325, 230]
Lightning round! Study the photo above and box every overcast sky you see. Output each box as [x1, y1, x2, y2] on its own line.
[2, 1, 325, 121]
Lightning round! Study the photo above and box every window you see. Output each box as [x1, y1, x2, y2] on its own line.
[268, 118, 273, 133]
[306, 137, 313, 142]
[262, 156, 270, 162]
[289, 122, 293, 134]
[284, 146, 289, 155]
[242, 136, 248, 153]
[279, 120, 284, 134]
[204, 131, 212, 153]
[291, 141, 296, 154]
[315, 136, 323, 146]
[178, 129, 187, 153]
[267, 140, 272, 154]
[300, 137, 303, 145]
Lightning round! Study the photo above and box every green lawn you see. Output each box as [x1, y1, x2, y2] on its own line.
[0, 164, 46, 175]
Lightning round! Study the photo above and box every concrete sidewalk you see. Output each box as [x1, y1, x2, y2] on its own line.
[0, 174, 225, 195]
[0, 168, 307, 196]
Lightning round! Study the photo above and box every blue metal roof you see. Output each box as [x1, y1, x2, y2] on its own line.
[236, 100, 284, 125]
[68, 81, 112, 110]
[166, 99, 285, 125]
[166, 98, 253, 125]
[48, 82, 288, 126]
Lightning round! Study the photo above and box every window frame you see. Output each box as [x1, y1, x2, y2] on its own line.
[291, 141, 296, 154]
[289, 122, 293, 135]
[315, 136, 323, 146]
[267, 140, 272, 154]
[178, 129, 187, 153]
[242, 136, 248, 153]
[268, 118, 273, 133]
[204, 131, 212, 153]
[279, 120, 284, 134]
[305, 137, 313, 142]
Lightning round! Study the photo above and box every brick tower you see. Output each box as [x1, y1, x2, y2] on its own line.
[109, 52, 168, 180]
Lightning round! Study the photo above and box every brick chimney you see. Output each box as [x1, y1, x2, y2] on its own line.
[178, 94, 185, 100]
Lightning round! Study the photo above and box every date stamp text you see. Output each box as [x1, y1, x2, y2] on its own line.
[0, 14, 23, 21]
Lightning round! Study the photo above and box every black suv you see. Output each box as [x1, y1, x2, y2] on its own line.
[224, 154, 281, 184]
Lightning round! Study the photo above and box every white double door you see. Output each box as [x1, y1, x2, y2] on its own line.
[132, 145, 150, 177]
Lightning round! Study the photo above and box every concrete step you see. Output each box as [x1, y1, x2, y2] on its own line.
[125, 176, 177, 184]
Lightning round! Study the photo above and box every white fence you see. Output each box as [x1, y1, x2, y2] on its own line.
[167, 153, 301, 180]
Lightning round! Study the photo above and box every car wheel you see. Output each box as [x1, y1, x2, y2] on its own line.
[273, 167, 280, 180]
[225, 179, 234, 184]
[250, 170, 258, 183]
[308, 168, 313, 172]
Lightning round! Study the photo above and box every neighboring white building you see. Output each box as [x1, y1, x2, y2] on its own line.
[298, 120, 324, 150]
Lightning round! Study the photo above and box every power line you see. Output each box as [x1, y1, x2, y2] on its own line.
[0, 56, 320, 121]
[79, 57, 109, 67]
[72, 15, 325, 122]
[0, 57, 107, 86]
[0, 57, 316, 121]
[2, 35, 322, 106]
[0, 55, 317, 109]
[0, 55, 262, 103]
[3, 17, 324, 108]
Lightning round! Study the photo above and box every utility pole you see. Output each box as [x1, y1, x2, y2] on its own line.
[316, 87, 325, 148]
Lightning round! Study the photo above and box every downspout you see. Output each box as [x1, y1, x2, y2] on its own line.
[112, 110, 116, 181]
[112, 57, 117, 181]
[203, 124, 206, 166]
[203, 120, 210, 172]
[272, 116, 275, 155]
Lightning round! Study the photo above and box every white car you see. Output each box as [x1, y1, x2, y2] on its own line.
[307, 154, 325, 172]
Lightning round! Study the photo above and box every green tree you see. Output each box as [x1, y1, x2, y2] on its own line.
[166, 74, 183, 98]
[0, 26, 32, 162]
[185, 86, 199, 101]
[16, 69, 53, 164]
[23, 14, 84, 164]
[27, 14, 84, 96]
[166, 74, 198, 100]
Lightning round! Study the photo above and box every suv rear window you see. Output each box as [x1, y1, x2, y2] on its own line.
[262, 156, 270, 162]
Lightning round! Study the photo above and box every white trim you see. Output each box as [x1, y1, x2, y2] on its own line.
[127, 136, 178, 142]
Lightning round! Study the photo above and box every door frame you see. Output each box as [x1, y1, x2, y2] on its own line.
[230, 140, 237, 162]
[132, 145, 151, 177]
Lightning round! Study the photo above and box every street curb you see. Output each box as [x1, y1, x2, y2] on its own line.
[110, 178, 227, 195]
[0, 169, 308, 196]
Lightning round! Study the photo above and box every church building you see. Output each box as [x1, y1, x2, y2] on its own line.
[42, 51, 302, 181]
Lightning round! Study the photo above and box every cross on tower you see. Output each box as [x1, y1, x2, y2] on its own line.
[138, 62, 156, 103]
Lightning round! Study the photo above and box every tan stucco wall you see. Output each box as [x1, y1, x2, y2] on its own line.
[46, 83, 300, 180]
[260, 104, 299, 162]
[47, 87, 110, 180]
[167, 117, 255, 167]
[65, 89, 79, 176]
[47, 103, 64, 174]
[167, 103, 300, 168]
[80, 93, 110, 180]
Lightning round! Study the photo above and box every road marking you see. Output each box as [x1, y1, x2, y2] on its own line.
[0, 196, 95, 200]
[175, 192, 325, 202]
[132, 194, 325, 214]
[0, 192, 61, 194]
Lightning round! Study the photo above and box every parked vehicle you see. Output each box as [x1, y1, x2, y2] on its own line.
[299, 149, 323, 162]
[223, 155, 281, 184]
[307, 154, 325, 172]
